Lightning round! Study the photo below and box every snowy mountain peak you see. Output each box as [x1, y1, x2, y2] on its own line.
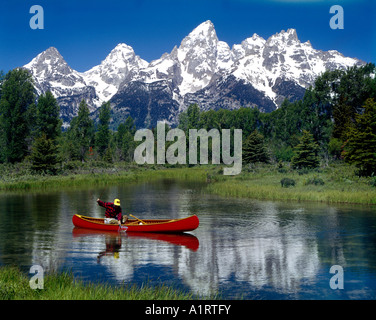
[180, 20, 218, 50]
[24, 46, 72, 76]
[285, 28, 298, 39]
[266, 28, 300, 46]
[105, 43, 141, 63]
[232, 34, 266, 60]
[113, 42, 134, 51]
[24, 46, 87, 95]
[23, 21, 364, 128]
[188, 20, 216, 38]
[86, 42, 147, 73]
[83, 43, 148, 103]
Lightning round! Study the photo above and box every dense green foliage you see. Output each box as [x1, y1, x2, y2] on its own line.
[0, 69, 35, 163]
[115, 116, 137, 161]
[66, 99, 95, 161]
[343, 98, 376, 176]
[95, 101, 111, 158]
[0, 63, 375, 176]
[291, 130, 320, 169]
[35, 91, 62, 141]
[243, 130, 270, 164]
[30, 91, 62, 173]
[30, 133, 59, 173]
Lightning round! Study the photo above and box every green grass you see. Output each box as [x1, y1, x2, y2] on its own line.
[206, 163, 376, 205]
[0, 162, 208, 191]
[1, 160, 376, 205]
[0, 266, 194, 300]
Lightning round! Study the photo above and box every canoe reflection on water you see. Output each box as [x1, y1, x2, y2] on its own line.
[72, 227, 200, 256]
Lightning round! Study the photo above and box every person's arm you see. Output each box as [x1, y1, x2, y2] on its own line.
[97, 199, 112, 209]
[97, 199, 104, 207]
[117, 209, 122, 224]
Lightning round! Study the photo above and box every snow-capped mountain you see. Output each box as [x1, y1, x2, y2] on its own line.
[139, 20, 232, 96]
[23, 20, 364, 128]
[23, 47, 97, 123]
[83, 43, 148, 103]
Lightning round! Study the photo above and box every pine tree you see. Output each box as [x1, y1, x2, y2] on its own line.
[178, 104, 200, 131]
[30, 134, 59, 173]
[116, 116, 136, 162]
[35, 91, 61, 140]
[332, 64, 376, 140]
[95, 101, 111, 158]
[0, 68, 35, 163]
[291, 130, 320, 169]
[67, 100, 94, 161]
[243, 130, 270, 164]
[343, 98, 376, 176]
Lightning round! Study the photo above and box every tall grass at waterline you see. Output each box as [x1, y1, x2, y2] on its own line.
[0, 162, 208, 191]
[1, 160, 376, 205]
[206, 181, 376, 204]
[206, 163, 376, 205]
[0, 266, 194, 300]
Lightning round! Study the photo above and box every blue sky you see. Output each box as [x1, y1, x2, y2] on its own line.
[1, 0, 375, 72]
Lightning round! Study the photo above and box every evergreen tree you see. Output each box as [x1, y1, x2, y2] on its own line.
[178, 104, 201, 131]
[243, 130, 270, 164]
[116, 116, 136, 162]
[95, 101, 111, 158]
[103, 146, 113, 163]
[343, 98, 376, 176]
[332, 63, 376, 140]
[35, 91, 61, 140]
[67, 100, 94, 161]
[123, 115, 136, 134]
[291, 130, 320, 169]
[187, 104, 200, 129]
[30, 134, 59, 173]
[0, 68, 35, 163]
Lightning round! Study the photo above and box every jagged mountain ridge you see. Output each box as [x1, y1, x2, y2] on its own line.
[23, 20, 364, 128]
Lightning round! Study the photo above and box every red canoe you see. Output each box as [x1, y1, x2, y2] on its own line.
[72, 214, 199, 233]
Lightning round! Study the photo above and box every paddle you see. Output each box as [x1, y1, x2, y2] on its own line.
[118, 224, 128, 232]
[130, 214, 147, 225]
[118, 214, 128, 232]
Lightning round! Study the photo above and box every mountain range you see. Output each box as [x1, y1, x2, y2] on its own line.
[23, 20, 364, 128]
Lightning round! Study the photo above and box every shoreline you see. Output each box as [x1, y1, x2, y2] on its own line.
[1, 162, 376, 206]
[0, 266, 196, 300]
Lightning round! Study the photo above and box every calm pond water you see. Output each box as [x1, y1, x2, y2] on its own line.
[0, 179, 376, 300]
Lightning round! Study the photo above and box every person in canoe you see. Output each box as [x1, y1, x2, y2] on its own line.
[97, 198, 128, 225]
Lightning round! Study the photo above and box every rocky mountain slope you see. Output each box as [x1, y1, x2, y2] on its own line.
[23, 20, 364, 128]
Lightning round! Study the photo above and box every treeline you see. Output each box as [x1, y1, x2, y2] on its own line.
[0, 68, 136, 174]
[0, 63, 375, 176]
[178, 63, 376, 175]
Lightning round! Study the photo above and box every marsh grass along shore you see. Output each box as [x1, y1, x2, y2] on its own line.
[0, 266, 194, 300]
[1, 160, 376, 205]
[206, 163, 376, 205]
